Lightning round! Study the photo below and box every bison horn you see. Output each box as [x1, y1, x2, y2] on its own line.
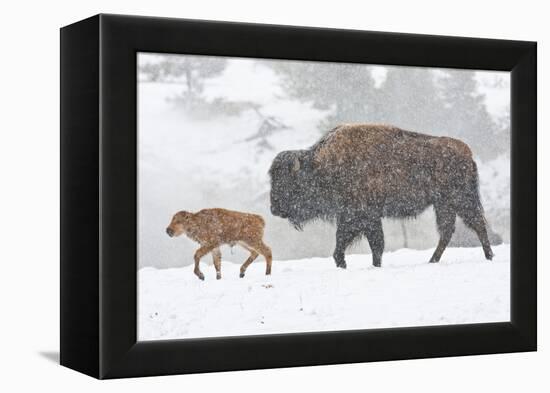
[293, 156, 300, 172]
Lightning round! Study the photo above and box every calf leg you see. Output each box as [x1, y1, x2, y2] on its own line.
[211, 247, 222, 280]
[363, 218, 384, 267]
[458, 209, 494, 260]
[429, 205, 456, 263]
[334, 215, 361, 269]
[193, 245, 216, 280]
[240, 241, 272, 276]
[257, 242, 273, 276]
[239, 250, 258, 278]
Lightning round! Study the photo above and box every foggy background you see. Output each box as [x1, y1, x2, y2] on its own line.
[138, 53, 510, 269]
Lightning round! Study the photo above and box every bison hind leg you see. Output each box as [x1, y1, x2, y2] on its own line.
[458, 209, 494, 261]
[455, 162, 494, 261]
[429, 205, 456, 263]
[362, 218, 384, 267]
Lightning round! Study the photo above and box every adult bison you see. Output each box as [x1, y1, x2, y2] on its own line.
[269, 124, 494, 268]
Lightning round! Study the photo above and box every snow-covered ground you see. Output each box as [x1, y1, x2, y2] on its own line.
[138, 244, 510, 341]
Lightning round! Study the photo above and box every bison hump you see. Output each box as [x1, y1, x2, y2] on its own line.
[312, 124, 407, 168]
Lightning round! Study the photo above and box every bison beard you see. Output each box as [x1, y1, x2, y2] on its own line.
[269, 124, 494, 269]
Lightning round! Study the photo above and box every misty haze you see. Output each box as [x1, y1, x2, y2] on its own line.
[137, 53, 510, 340]
[138, 53, 509, 269]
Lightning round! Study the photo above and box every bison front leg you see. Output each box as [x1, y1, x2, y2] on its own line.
[334, 216, 360, 269]
[363, 218, 384, 267]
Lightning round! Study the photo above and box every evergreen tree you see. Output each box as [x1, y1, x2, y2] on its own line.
[377, 67, 446, 134]
[139, 55, 255, 118]
[270, 61, 379, 131]
[438, 71, 504, 159]
[139, 55, 226, 97]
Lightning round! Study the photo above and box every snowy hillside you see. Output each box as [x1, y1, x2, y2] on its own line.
[138, 244, 510, 341]
[138, 56, 511, 268]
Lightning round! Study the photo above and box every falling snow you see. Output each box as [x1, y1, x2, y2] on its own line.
[137, 53, 510, 339]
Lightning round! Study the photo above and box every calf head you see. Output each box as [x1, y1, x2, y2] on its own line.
[166, 211, 193, 237]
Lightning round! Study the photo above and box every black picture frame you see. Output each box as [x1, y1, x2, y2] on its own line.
[60, 14, 537, 379]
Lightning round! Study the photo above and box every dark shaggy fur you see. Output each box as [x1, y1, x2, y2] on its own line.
[269, 124, 494, 268]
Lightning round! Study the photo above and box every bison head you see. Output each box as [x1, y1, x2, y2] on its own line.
[269, 150, 324, 229]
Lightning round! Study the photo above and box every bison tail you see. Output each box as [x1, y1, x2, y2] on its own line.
[464, 160, 486, 217]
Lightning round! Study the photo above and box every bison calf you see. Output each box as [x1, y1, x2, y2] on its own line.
[166, 208, 272, 280]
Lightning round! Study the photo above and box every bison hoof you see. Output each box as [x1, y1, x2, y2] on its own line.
[336, 263, 347, 269]
[216, 274, 221, 280]
[197, 273, 205, 281]
[373, 262, 381, 268]
[239, 272, 245, 278]
[429, 258, 439, 263]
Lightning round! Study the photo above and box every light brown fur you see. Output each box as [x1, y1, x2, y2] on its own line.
[312, 124, 477, 208]
[166, 208, 272, 280]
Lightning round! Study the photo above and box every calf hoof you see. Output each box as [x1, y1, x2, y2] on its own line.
[239, 272, 245, 278]
[428, 257, 439, 263]
[485, 250, 494, 261]
[336, 262, 347, 269]
[216, 274, 221, 280]
[373, 262, 381, 268]
[196, 272, 205, 281]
